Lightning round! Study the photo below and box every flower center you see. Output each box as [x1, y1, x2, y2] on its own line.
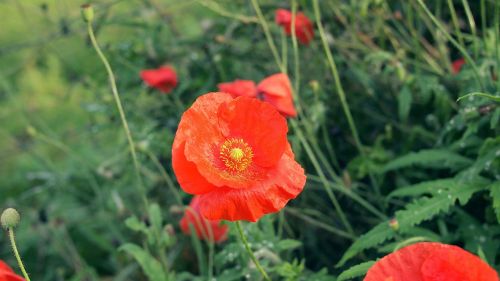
[219, 138, 253, 172]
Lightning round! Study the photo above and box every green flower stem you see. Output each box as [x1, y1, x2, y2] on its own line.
[235, 222, 271, 281]
[8, 228, 31, 281]
[85, 21, 148, 208]
[312, 0, 381, 197]
[416, 0, 484, 91]
[291, 120, 355, 236]
[250, 0, 285, 73]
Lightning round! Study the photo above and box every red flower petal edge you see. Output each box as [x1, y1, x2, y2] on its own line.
[257, 73, 297, 117]
[180, 196, 229, 243]
[452, 58, 465, 74]
[140, 66, 178, 94]
[0, 260, 25, 281]
[275, 9, 314, 45]
[364, 242, 499, 281]
[218, 80, 257, 98]
[172, 92, 306, 221]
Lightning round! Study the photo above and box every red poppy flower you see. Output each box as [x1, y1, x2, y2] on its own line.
[140, 66, 178, 94]
[257, 73, 297, 117]
[180, 196, 229, 243]
[0, 260, 24, 281]
[275, 9, 314, 45]
[217, 80, 257, 98]
[452, 58, 465, 74]
[364, 242, 499, 281]
[172, 93, 306, 222]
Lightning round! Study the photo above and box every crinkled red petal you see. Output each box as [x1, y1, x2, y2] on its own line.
[257, 73, 297, 117]
[275, 9, 292, 26]
[0, 261, 24, 281]
[364, 242, 499, 281]
[180, 196, 228, 243]
[217, 96, 288, 167]
[140, 66, 178, 93]
[172, 93, 233, 192]
[198, 144, 306, 222]
[421, 244, 499, 281]
[218, 80, 257, 98]
[172, 141, 217, 194]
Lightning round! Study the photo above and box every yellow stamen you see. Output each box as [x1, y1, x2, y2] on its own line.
[219, 138, 253, 172]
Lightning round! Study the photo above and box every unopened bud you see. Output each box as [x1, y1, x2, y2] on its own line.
[26, 126, 37, 137]
[389, 218, 399, 231]
[81, 4, 94, 23]
[1, 208, 20, 229]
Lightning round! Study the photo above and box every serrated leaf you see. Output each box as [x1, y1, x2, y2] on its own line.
[337, 261, 375, 281]
[337, 181, 486, 267]
[119, 243, 168, 281]
[382, 149, 472, 173]
[397, 183, 485, 232]
[336, 223, 394, 267]
[490, 182, 500, 223]
[387, 178, 456, 198]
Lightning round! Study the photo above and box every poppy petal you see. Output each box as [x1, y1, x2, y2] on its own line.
[275, 9, 292, 26]
[421, 244, 499, 281]
[218, 80, 258, 98]
[172, 93, 233, 192]
[198, 145, 306, 222]
[364, 242, 499, 281]
[172, 142, 217, 195]
[0, 261, 24, 281]
[140, 66, 178, 94]
[218, 96, 288, 167]
[258, 73, 297, 117]
[180, 196, 229, 243]
[451, 58, 465, 74]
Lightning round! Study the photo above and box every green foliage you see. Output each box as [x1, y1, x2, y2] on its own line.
[337, 261, 375, 281]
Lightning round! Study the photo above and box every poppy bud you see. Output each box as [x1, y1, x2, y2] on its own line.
[26, 126, 37, 137]
[389, 218, 399, 231]
[1, 208, 20, 229]
[81, 4, 94, 23]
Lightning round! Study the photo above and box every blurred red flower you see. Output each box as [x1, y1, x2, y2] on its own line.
[257, 73, 297, 117]
[172, 93, 306, 221]
[217, 73, 297, 117]
[0, 260, 24, 281]
[140, 66, 178, 94]
[364, 242, 499, 281]
[452, 58, 465, 74]
[180, 196, 228, 243]
[275, 9, 314, 45]
[217, 80, 257, 98]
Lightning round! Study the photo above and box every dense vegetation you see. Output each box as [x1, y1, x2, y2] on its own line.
[0, 0, 499, 280]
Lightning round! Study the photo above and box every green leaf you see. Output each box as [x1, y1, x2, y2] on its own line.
[149, 203, 163, 234]
[336, 223, 394, 267]
[337, 179, 486, 267]
[276, 239, 302, 251]
[337, 261, 375, 281]
[387, 178, 456, 198]
[382, 149, 472, 173]
[457, 92, 500, 102]
[490, 182, 500, 223]
[119, 243, 168, 281]
[398, 85, 412, 122]
[396, 183, 485, 232]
